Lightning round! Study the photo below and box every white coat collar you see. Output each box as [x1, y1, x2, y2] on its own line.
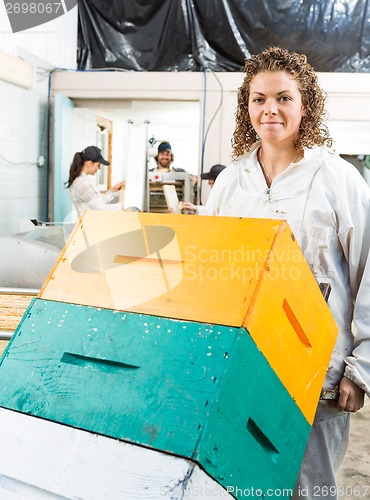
[235, 143, 326, 198]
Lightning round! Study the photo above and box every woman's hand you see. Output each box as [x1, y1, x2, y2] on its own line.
[182, 202, 197, 213]
[111, 181, 125, 192]
[337, 377, 365, 412]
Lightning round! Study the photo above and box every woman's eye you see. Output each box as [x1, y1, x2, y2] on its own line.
[279, 96, 291, 101]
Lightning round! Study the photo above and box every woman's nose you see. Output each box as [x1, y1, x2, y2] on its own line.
[264, 99, 278, 115]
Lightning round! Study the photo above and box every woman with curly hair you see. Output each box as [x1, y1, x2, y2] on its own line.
[203, 46, 370, 499]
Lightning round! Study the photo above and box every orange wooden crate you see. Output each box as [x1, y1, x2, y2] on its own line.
[39, 211, 337, 423]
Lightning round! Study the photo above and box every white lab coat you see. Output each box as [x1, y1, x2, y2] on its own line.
[203, 143, 370, 396]
[203, 143, 370, 498]
[69, 173, 121, 217]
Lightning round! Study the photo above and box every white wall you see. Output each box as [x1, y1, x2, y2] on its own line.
[73, 108, 97, 153]
[318, 73, 370, 155]
[0, 78, 49, 234]
[0, 4, 78, 235]
[0, 3, 78, 67]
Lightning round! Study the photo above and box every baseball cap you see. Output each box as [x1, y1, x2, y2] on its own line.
[201, 164, 226, 180]
[81, 146, 110, 165]
[158, 142, 172, 153]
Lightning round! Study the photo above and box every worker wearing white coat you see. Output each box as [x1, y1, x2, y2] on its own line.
[66, 146, 124, 217]
[202, 47, 370, 499]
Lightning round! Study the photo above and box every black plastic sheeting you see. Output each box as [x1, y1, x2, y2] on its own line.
[78, 0, 370, 72]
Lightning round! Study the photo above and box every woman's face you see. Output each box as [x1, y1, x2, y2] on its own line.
[248, 70, 304, 147]
[84, 161, 100, 175]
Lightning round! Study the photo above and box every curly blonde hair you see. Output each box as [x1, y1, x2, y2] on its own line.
[232, 46, 333, 160]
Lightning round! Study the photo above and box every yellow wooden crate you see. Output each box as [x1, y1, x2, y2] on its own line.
[40, 211, 337, 423]
[242, 226, 337, 423]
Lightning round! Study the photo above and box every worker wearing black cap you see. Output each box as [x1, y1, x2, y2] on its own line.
[182, 163, 226, 215]
[154, 142, 174, 171]
[200, 164, 226, 187]
[182, 163, 227, 214]
[153, 142, 185, 172]
[66, 145, 124, 216]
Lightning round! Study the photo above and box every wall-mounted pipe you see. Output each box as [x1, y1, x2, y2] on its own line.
[0, 331, 12, 341]
[0, 287, 38, 295]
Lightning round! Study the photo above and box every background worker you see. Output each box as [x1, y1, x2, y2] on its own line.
[199, 164, 226, 187]
[152, 142, 185, 172]
[65, 145, 124, 217]
[182, 164, 226, 214]
[153, 142, 173, 171]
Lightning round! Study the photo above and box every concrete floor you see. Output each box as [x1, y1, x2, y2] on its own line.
[336, 399, 370, 499]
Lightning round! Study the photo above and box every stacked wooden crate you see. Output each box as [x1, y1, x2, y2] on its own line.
[0, 211, 337, 499]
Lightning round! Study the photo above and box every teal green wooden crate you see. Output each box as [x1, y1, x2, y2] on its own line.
[0, 299, 310, 498]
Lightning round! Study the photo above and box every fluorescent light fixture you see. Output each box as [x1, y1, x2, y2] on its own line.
[0, 50, 34, 89]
